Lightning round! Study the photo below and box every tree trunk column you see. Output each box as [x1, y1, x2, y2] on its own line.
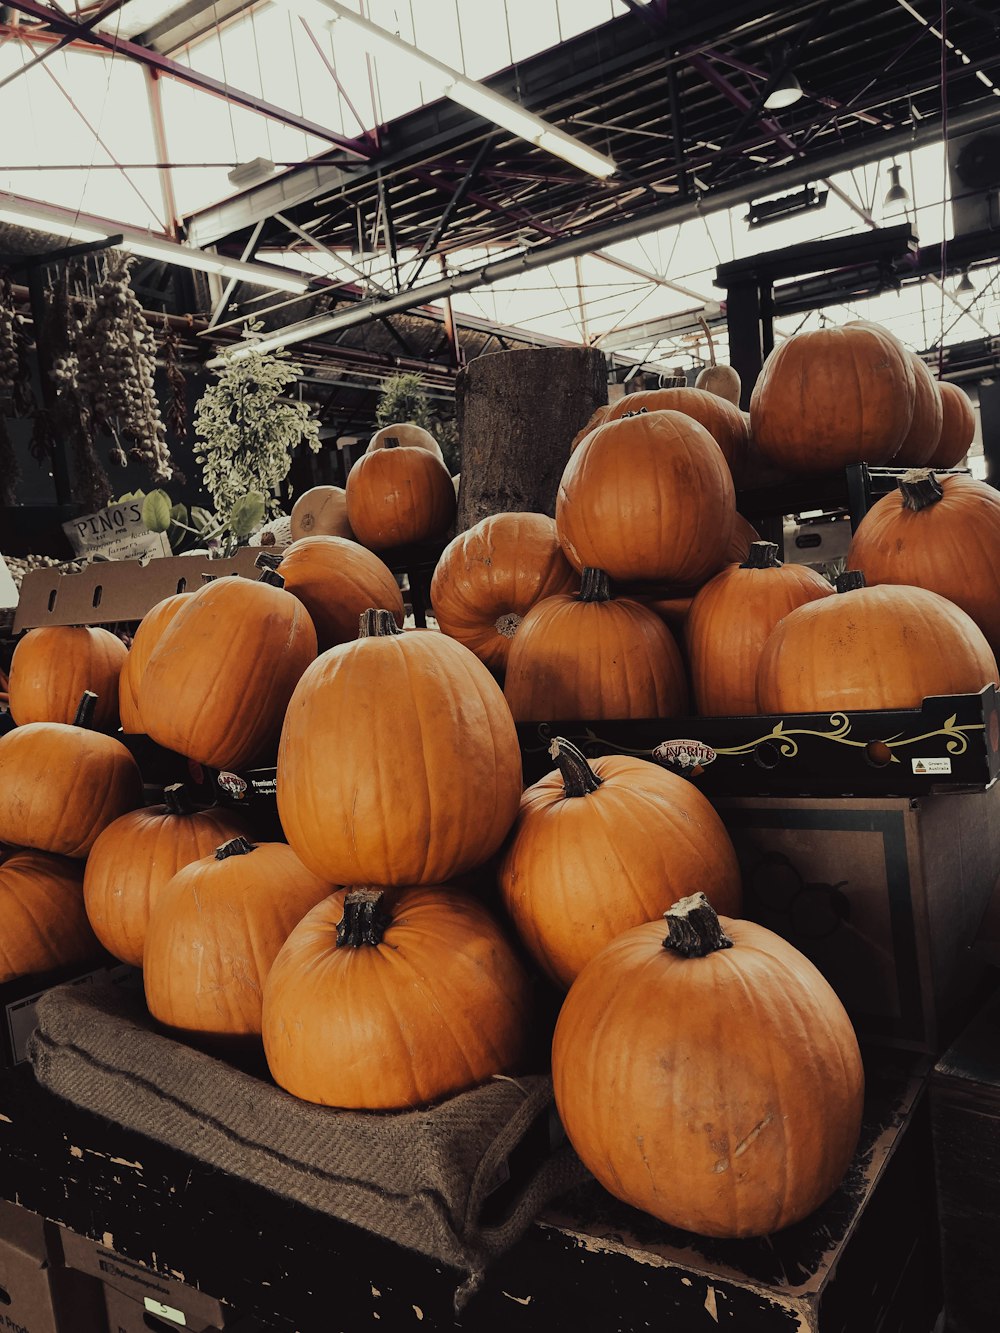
[456, 347, 607, 531]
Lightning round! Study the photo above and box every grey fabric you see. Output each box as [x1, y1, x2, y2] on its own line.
[29, 982, 587, 1305]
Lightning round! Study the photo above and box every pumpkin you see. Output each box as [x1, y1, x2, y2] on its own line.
[929, 382, 976, 469]
[848, 469, 1000, 660]
[290, 486, 354, 541]
[119, 593, 190, 734]
[892, 353, 943, 466]
[552, 893, 864, 1237]
[687, 542, 834, 716]
[756, 571, 999, 713]
[430, 513, 578, 672]
[84, 784, 250, 967]
[259, 538, 404, 653]
[556, 411, 736, 584]
[138, 571, 317, 770]
[569, 403, 613, 453]
[367, 421, 445, 463]
[605, 388, 749, 480]
[262, 886, 532, 1109]
[504, 568, 688, 722]
[750, 324, 916, 472]
[9, 626, 126, 731]
[144, 836, 332, 1040]
[0, 851, 101, 983]
[277, 609, 522, 885]
[499, 739, 741, 987]
[347, 438, 456, 551]
[0, 692, 142, 858]
[695, 318, 741, 406]
[630, 512, 761, 612]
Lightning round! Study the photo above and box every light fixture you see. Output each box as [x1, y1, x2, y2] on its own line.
[228, 157, 277, 189]
[0, 192, 310, 294]
[957, 268, 976, 295]
[271, 0, 617, 179]
[763, 70, 803, 111]
[883, 163, 910, 208]
[746, 184, 827, 227]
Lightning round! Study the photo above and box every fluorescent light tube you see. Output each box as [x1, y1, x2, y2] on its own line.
[0, 196, 108, 244]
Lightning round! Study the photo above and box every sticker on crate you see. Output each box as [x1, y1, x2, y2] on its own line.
[912, 757, 952, 775]
[651, 739, 717, 775]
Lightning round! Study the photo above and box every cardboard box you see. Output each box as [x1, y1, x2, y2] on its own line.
[719, 785, 1000, 1051]
[0, 1201, 105, 1333]
[1, 963, 135, 1069]
[102, 1283, 223, 1333]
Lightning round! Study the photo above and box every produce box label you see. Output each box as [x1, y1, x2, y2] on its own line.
[62, 500, 171, 562]
[911, 756, 952, 775]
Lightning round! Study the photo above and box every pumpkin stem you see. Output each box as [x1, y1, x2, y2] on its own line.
[358, 608, 402, 639]
[899, 469, 944, 511]
[835, 571, 866, 594]
[163, 783, 193, 817]
[579, 568, 612, 603]
[257, 567, 286, 588]
[662, 893, 734, 958]
[740, 541, 781, 570]
[383, 436, 400, 449]
[337, 889, 390, 948]
[698, 315, 717, 368]
[73, 691, 98, 729]
[549, 737, 603, 798]
[254, 551, 283, 573]
[215, 836, 255, 860]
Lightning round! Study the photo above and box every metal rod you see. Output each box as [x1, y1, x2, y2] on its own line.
[273, 211, 389, 294]
[206, 219, 266, 330]
[145, 68, 178, 235]
[0, 0, 128, 92]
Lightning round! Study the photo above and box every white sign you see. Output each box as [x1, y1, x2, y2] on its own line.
[911, 756, 952, 775]
[62, 500, 171, 562]
[0, 552, 16, 611]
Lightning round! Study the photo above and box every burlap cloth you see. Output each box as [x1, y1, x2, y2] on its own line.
[29, 982, 587, 1305]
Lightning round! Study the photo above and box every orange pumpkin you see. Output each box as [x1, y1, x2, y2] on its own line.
[556, 411, 736, 584]
[143, 836, 332, 1040]
[346, 439, 456, 550]
[929, 382, 976, 469]
[569, 403, 613, 452]
[430, 513, 578, 672]
[687, 542, 834, 716]
[84, 785, 250, 967]
[848, 469, 1000, 660]
[750, 324, 916, 472]
[892, 352, 943, 466]
[504, 568, 688, 722]
[260, 538, 404, 653]
[262, 886, 532, 1109]
[367, 421, 444, 462]
[0, 693, 142, 858]
[0, 850, 101, 982]
[289, 486, 354, 541]
[119, 593, 190, 734]
[605, 388, 749, 480]
[552, 893, 864, 1237]
[138, 572, 317, 769]
[756, 571, 999, 713]
[9, 626, 126, 730]
[499, 740, 741, 987]
[277, 609, 522, 885]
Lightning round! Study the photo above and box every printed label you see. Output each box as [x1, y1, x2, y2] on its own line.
[250, 775, 277, 798]
[62, 500, 171, 562]
[216, 771, 248, 799]
[652, 739, 718, 771]
[911, 756, 952, 775]
[144, 1298, 187, 1326]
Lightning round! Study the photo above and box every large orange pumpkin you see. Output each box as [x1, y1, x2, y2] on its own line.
[848, 469, 1000, 660]
[262, 886, 532, 1109]
[556, 411, 736, 584]
[552, 893, 864, 1237]
[289, 485, 354, 541]
[892, 352, 943, 466]
[756, 571, 999, 713]
[143, 836, 332, 1040]
[929, 381, 976, 469]
[9, 626, 126, 731]
[84, 785, 250, 967]
[750, 324, 916, 472]
[277, 610, 522, 885]
[499, 739, 741, 987]
[430, 513, 578, 672]
[138, 572, 317, 769]
[259, 538, 404, 652]
[504, 568, 688, 722]
[346, 439, 456, 550]
[0, 851, 102, 982]
[367, 421, 444, 462]
[605, 388, 750, 480]
[0, 693, 142, 857]
[119, 593, 190, 735]
[686, 542, 834, 716]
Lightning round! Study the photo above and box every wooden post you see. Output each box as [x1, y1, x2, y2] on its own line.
[455, 347, 607, 531]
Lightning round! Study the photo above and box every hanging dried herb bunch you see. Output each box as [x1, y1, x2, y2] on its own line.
[0, 271, 35, 416]
[161, 316, 188, 442]
[45, 269, 110, 512]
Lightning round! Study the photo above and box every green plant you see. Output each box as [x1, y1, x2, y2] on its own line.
[118, 488, 265, 557]
[375, 372, 459, 474]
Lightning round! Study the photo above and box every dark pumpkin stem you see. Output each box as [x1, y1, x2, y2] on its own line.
[899, 468, 944, 511]
[836, 570, 866, 594]
[215, 836, 255, 860]
[662, 893, 734, 958]
[254, 551, 283, 572]
[740, 541, 781, 571]
[73, 691, 98, 729]
[358, 608, 402, 638]
[257, 567, 286, 589]
[383, 436, 400, 449]
[579, 568, 612, 603]
[163, 783, 193, 817]
[549, 737, 603, 797]
[337, 889, 390, 948]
